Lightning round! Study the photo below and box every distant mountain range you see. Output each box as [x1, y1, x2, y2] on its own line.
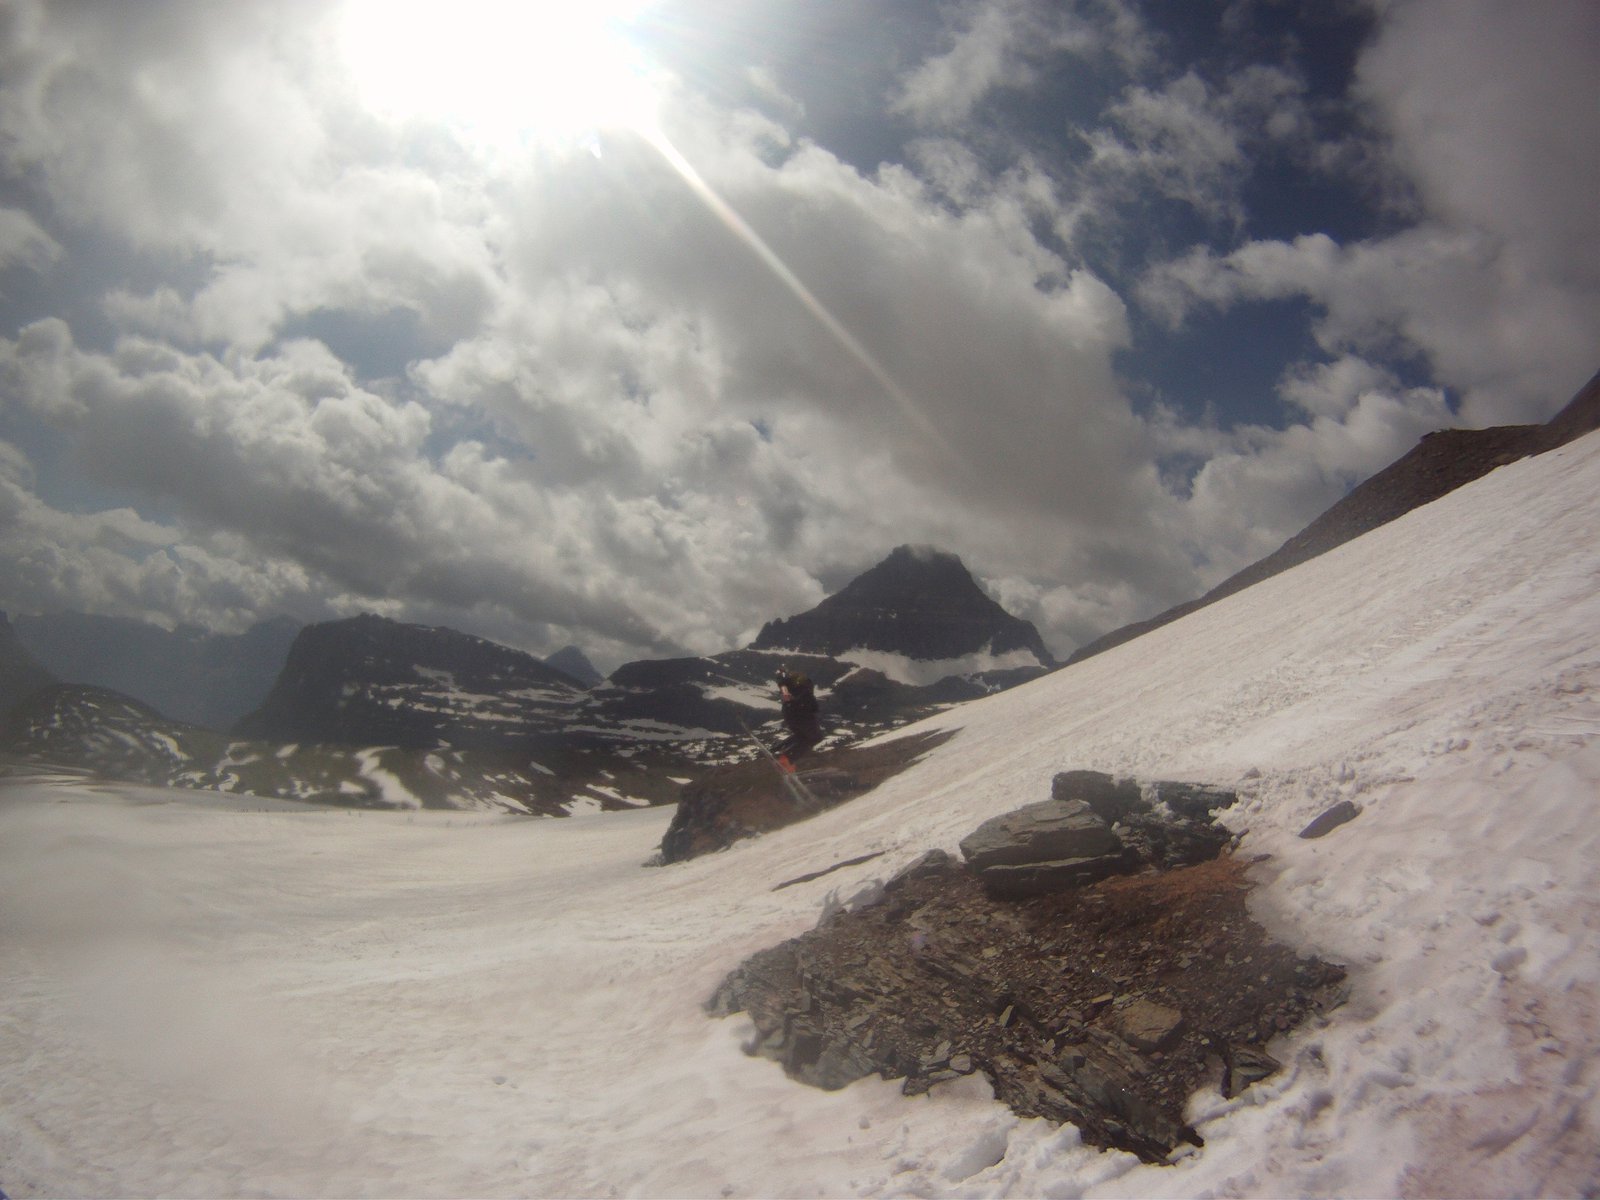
[4, 365, 1596, 813]
[233, 613, 590, 750]
[0, 546, 1056, 809]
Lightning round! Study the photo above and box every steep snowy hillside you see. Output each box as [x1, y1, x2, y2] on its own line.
[1, 434, 1597, 1198]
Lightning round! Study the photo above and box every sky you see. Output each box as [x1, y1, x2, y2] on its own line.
[4, 428, 1599, 1197]
[0, 0, 1595, 670]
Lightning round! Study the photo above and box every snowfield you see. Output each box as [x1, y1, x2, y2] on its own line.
[3, 433, 1599, 1198]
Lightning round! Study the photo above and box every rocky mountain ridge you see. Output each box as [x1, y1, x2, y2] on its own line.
[234, 612, 591, 750]
[1070, 367, 1600, 664]
[2, 681, 678, 815]
[1, 547, 1053, 809]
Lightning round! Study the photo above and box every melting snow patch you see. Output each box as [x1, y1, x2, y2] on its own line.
[354, 750, 421, 809]
[838, 644, 1043, 687]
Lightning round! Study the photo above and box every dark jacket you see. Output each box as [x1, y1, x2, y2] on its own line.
[778, 670, 818, 724]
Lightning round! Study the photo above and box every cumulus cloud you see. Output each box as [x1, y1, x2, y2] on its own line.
[890, 0, 1145, 128]
[0, 206, 60, 276]
[1137, 0, 1600, 424]
[0, 0, 1591, 665]
[1085, 64, 1311, 226]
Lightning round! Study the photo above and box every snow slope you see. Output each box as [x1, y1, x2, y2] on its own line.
[3, 434, 1598, 1198]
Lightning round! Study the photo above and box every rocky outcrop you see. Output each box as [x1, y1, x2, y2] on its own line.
[959, 798, 1130, 896]
[711, 772, 1344, 1163]
[958, 771, 1235, 897]
[2, 684, 198, 782]
[658, 729, 956, 863]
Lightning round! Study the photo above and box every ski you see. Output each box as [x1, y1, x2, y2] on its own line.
[737, 718, 820, 809]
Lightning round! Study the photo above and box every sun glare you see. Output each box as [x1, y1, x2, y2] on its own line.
[338, 0, 660, 148]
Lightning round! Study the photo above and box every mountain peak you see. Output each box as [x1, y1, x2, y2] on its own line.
[752, 547, 1053, 666]
[545, 644, 602, 688]
[234, 613, 585, 748]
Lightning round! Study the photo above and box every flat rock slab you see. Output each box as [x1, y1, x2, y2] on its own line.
[958, 798, 1123, 870]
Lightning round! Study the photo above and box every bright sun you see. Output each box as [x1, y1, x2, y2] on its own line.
[337, 0, 660, 147]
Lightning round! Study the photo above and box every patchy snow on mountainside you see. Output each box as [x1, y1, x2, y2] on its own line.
[2, 434, 1598, 1198]
[837, 643, 1046, 687]
[700, 679, 780, 709]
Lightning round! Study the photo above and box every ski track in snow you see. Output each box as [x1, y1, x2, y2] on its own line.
[2, 435, 1599, 1197]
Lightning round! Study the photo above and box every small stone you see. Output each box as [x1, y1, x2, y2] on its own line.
[1299, 800, 1361, 839]
[1111, 998, 1184, 1052]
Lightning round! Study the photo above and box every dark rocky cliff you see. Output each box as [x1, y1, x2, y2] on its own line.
[234, 613, 586, 749]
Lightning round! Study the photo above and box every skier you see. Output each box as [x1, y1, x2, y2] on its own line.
[773, 666, 822, 772]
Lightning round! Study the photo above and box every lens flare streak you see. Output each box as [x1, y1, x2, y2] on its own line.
[640, 126, 955, 462]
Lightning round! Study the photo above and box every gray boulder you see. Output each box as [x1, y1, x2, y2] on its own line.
[959, 799, 1129, 897]
[959, 799, 1123, 869]
[1052, 770, 1145, 823]
[1299, 799, 1360, 839]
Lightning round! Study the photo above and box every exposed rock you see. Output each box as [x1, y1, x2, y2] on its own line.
[234, 613, 587, 749]
[711, 849, 1345, 1164]
[658, 730, 957, 863]
[963, 774, 1236, 898]
[975, 854, 1134, 898]
[885, 848, 952, 888]
[543, 644, 602, 687]
[712, 773, 1342, 1162]
[1052, 770, 1144, 823]
[958, 795, 1137, 897]
[1207, 1034, 1283, 1099]
[1151, 780, 1238, 820]
[1299, 800, 1361, 839]
[960, 798, 1124, 868]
